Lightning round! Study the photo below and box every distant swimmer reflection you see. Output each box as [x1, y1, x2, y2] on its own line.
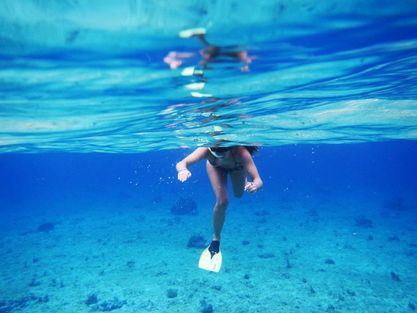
[164, 28, 253, 72]
[176, 145, 263, 272]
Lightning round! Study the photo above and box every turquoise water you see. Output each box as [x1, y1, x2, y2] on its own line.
[1, 1, 417, 151]
[1, 1, 417, 313]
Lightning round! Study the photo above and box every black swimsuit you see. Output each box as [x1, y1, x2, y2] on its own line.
[207, 149, 244, 173]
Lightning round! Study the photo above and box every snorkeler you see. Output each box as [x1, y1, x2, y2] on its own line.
[164, 28, 252, 72]
[176, 146, 263, 272]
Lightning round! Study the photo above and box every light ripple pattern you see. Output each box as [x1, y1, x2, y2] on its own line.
[0, 1, 417, 152]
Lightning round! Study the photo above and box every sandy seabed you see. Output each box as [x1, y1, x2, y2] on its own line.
[0, 193, 416, 313]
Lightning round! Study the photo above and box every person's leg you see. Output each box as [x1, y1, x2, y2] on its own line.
[200, 46, 220, 67]
[196, 34, 211, 47]
[230, 169, 246, 198]
[206, 161, 228, 242]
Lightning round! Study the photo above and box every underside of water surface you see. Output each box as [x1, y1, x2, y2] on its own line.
[1, 0, 417, 152]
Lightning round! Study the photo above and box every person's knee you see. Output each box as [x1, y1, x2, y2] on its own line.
[233, 183, 245, 198]
[215, 197, 229, 210]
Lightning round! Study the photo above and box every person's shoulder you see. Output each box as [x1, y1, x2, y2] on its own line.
[196, 147, 209, 155]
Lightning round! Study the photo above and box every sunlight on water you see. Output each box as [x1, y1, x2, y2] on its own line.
[0, 1, 417, 152]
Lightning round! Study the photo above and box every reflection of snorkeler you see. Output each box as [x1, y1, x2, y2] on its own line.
[164, 28, 252, 72]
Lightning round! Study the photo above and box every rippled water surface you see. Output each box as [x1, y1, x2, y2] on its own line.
[1, 1, 417, 152]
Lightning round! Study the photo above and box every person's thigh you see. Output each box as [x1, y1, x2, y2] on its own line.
[206, 161, 228, 201]
[230, 169, 246, 197]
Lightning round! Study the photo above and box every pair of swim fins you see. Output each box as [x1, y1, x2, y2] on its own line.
[198, 247, 222, 273]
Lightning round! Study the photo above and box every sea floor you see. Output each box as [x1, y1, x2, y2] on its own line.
[1, 193, 416, 313]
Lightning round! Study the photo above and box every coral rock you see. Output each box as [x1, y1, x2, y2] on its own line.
[187, 235, 206, 249]
[37, 222, 55, 232]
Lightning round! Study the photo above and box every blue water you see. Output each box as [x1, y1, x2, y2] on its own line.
[1, 1, 417, 313]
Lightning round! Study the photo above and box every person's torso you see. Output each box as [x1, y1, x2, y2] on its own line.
[207, 148, 243, 170]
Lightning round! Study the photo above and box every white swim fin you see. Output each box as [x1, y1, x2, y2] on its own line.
[181, 66, 204, 77]
[198, 247, 222, 272]
[179, 27, 206, 38]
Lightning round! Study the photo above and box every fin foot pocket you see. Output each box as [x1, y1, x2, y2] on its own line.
[198, 247, 222, 272]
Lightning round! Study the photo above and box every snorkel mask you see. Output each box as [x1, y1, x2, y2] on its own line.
[209, 147, 232, 158]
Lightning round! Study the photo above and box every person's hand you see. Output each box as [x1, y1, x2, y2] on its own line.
[177, 169, 191, 182]
[240, 64, 250, 72]
[245, 180, 261, 193]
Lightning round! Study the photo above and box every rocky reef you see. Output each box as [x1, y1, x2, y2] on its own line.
[0, 295, 49, 313]
[84, 294, 127, 312]
[187, 235, 207, 249]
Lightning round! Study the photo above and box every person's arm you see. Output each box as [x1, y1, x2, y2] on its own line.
[237, 147, 263, 193]
[176, 147, 208, 182]
[196, 34, 211, 47]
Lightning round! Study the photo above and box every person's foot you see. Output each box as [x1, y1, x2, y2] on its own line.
[208, 240, 220, 257]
